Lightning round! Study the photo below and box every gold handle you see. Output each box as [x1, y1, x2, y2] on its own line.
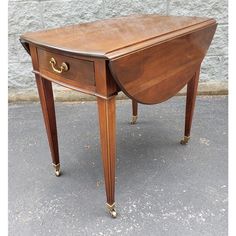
[49, 57, 69, 74]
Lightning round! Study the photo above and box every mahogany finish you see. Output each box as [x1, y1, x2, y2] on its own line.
[184, 67, 201, 138]
[131, 100, 138, 124]
[132, 100, 138, 118]
[38, 48, 96, 88]
[97, 97, 116, 206]
[20, 14, 217, 217]
[109, 24, 216, 104]
[30, 45, 60, 168]
[21, 15, 215, 59]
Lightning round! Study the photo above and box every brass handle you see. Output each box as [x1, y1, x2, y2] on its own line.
[49, 57, 69, 74]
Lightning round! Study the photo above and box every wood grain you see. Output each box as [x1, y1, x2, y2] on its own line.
[97, 97, 116, 205]
[109, 23, 217, 104]
[38, 48, 95, 88]
[94, 59, 117, 206]
[30, 45, 60, 166]
[184, 67, 201, 137]
[20, 15, 215, 59]
[35, 76, 60, 166]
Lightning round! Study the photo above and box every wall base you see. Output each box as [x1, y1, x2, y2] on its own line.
[8, 81, 228, 103]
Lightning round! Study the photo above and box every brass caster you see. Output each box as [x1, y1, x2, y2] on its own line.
[110, 209, 117, 218]
[52, 163, 61, 177]
[106, 203, 117, 218]
[131, 115, 137, 125]
[55, 170, 60, 177]
[180, 136, 190, 145]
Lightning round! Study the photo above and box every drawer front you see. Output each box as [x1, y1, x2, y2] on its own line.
[37, 48, 95, 90]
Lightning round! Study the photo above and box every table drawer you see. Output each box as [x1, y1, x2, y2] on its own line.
[37, 48, 95, 90]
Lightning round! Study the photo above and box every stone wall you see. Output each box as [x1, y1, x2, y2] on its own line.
[8, 0, 228, 100]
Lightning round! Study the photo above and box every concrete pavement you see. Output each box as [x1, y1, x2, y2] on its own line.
[9, 96, 228, 236]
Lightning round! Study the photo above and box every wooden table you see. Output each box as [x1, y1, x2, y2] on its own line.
[20, 14, 217, 218]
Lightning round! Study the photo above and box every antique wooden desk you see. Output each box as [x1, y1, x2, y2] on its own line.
[20, 14, 216, 218]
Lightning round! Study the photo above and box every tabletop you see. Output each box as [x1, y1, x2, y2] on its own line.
[20, 14, 216, 59]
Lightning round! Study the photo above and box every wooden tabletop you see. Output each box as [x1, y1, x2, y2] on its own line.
[20, 14, 215, 59]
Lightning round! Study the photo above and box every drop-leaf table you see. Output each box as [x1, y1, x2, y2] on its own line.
[20, 14, 217, 218]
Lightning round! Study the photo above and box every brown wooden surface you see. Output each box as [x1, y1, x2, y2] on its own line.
[36, 77, 60, 166]
[33, 47, 120, 99]
[21, 14, 217, 215]
[21, 14, 216, 104]
[97, 97, 116, 205]
[184, 67, 201, 137]
[109, 23, 217, 104]
[38, 48, 95, 88]
[30, 45, 60, 166]
[132, 100, 138, 117]
[94, 59, 117, 207]
[20, 15, 215, 59]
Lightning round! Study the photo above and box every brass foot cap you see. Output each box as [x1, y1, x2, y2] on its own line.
[53, 163, 61, 177]
[180, 136, 190, 145]
[110, 209, 117, 218]
[106, 203, 117, 218]
[131, 115, 138, 125]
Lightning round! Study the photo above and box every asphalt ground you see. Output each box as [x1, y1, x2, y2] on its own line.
[9, 96, 228, 236]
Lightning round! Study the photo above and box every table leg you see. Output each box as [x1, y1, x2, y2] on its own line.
[131, 99, 138, 124]
[97, 96, 117, 218]
[180, 68, 200, 145]
[35, 76, 61, 176]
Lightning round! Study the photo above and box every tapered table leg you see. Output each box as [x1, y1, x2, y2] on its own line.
[97, 96, 117, 218]
[35, 76, 60, 176]
[131, 99, 138, 124]
[181, 67, 200, 145]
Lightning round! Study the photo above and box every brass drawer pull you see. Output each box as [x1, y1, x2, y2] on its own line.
[49, 57, 69, 74]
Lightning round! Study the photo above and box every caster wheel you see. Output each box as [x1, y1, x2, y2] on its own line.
[130, 115, 137, 125]
[53, 163, 61, 177]
[106, 203, 117, 218]
[180, 136, 190, 145]
[109, 209, 117, 218]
